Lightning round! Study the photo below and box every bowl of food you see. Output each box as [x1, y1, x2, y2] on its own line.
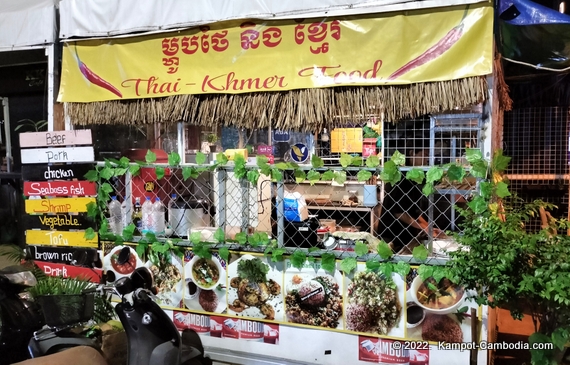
[406, 302, 425, 329]
[189, 256, 222, 290]
[409, 276, 465, 315]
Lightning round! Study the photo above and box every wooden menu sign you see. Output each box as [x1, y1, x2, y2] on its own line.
[28, 245, 99, 265]
[24, 181, 96, 197]
[26, 230, 98, 247]
[19, 130, 92, 148]
[22, 213, 95, 231]
[21, 146, 95, 164]
[25, 197, 95, 214]
[22, 163, 94, 182]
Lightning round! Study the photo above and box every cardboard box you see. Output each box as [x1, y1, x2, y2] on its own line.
[331, 128, 363, 153]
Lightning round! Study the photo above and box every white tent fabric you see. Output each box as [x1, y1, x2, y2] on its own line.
[0, 0, 57, 50]
[59, 0, 487, 39]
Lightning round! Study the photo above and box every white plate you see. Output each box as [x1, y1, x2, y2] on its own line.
[183, 254, 227, 313]
[146, 253, 184, 307]
[102, 246, 144, 280]
[227, 254, 284, 321]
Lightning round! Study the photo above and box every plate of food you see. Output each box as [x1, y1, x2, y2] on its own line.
[103, 246, 143, 279]
[227, 254, 283, 321]
[183, 253, 227, 314]
[147, 253, 184, 307]
[284, 270, 343, 329]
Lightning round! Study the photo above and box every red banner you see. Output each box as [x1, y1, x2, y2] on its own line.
[34, 260, 102, 283]
[24, 181, 97, 197]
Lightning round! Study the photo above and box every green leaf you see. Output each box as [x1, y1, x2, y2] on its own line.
[274, 162, 289, 170]
[101, 182, 113, 194]
[129, 164, 141, 177]
[468, 196, 488, 214]
[113, 167, 127, 176]
[257, 232, 269, 245]
[193, 242, 212, 259]
[406, 168, 425, 184]
[271, 248, 286, 262]
[155, 167, 165, 180]
[145, 150, 157, 163]
[495, 181, 511, 198]
[190, 232, 202, 244]
[340, 257, 357, 274]
[470, 160, 488, 178]
[391, 150, 406, 166]
[307, 170, 321, 185]
[195, 151, 207, 165]
[394, 261, 411, 277]
[294, 169, 306, 183]
[377, 241, 393, 259]
[311, 155, 324, 168]
[235, 232, 247, 245]
[214, 227, 225, 243]
[340, 154, 353, 168]
[432, 266, 447, 283]
[321, 170, 335, 181]
[465, 148, 483, 163]
[492, 150, 511, 172]
[350, 156, 363, 167]
[136, 242, 148, 260]
[355, 242, 369, 256]
[271, 168, 283, 182]
[122, 223, 136, 241]
[480, 181, 493, 199]
[247, 169, 261, 185]
[321, 253, 336, 273]
[422, 183, 435, 196]
[426, 166, 444, 184]
[412, 245, 429, 261]
[86, 202, 98, 218]
[380, 160, 401, 186]
[84, 170, 99, 182]
[551, 328, 569, 351]
[333, 171, 347, 185]
[357, 170, 372, 182]
[118, 156, 130, 168]
[291, 250, 307, 269]
[366, 155, 380, 168]
[447, 164, 465, 182]
[84, 227, 96, 240]
[218, 246, 230, 262]
[151, 242, 170, 254]
[366, 259, 381, 272]
[308, 247, 320, 253]
[100, 167, 114, 180]
[217, 152, 229, 165]
[417, 265, 434, 280]
[168, 152, 181, 166]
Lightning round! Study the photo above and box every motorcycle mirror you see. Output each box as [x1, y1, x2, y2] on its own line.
[71, 250, 88, 266]
[115, 276, 134, 295]
[105, 270, 116, 283]
[130, 267, 153, 290]
[117, 247, 131, 265]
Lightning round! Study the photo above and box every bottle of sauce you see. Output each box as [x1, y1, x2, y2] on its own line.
[132, 197, 142, 235]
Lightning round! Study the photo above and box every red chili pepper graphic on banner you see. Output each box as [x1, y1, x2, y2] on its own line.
[72, 45, 123, 98]
[387, 6, 470, 81]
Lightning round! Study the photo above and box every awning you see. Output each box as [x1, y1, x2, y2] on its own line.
[0, 0, 57, 51]
[59, 0, 489, 39]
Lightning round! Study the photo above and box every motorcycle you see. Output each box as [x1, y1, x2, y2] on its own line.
[28, 246, 211, 365]
[0, 265, 44, 365]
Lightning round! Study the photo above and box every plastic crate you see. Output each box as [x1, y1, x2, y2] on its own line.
[37, 294, 94, 327]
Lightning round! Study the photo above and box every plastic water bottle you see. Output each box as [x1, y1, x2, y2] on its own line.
[167, 194, 177, 230]
[121, 197, 132, 229]
[153, 197, 166, 236]
[141, 196, 154, 234]
[108, 196, 123, 235]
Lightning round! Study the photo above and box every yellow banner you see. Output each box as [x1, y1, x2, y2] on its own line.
[58, 4, 493, 103]
[26, 230, 98, 248]
[25, 197, 95, 214]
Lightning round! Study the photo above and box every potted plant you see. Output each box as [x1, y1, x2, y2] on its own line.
[207, 133, 218, 152]
[444, 151, 570, 364]
[14, 119, 48, 132]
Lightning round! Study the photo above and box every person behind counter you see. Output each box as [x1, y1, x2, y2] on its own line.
[377, 141, 447, 254]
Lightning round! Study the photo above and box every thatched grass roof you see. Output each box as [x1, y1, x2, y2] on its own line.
[67, 76, 487, 130]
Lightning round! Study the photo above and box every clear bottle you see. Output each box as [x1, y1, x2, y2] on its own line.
[167, 194, 177, 230]
[121, 196, 132, 229]
[141, 196, 154, 234]
[108, 196, 123, 235]
[153, 197, 166, 236]
[132, 197, 142, 235]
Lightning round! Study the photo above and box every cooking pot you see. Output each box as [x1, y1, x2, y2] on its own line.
[168, 199, 210, 237]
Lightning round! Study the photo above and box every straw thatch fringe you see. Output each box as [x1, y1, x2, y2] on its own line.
[67, 76, 487, 131]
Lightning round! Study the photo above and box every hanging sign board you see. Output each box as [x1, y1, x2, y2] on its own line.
[58, 4, 493, 102]
[22, 163, 95, 182]
[28, 245, 99, 266]
[24, 181, 97, 197]
[21, 146, 95, 164]
[26, 230, 98, 247]
[19, 130, 92, 148]
[22, 213, 96, 231]
[25, 197, 95, 214]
